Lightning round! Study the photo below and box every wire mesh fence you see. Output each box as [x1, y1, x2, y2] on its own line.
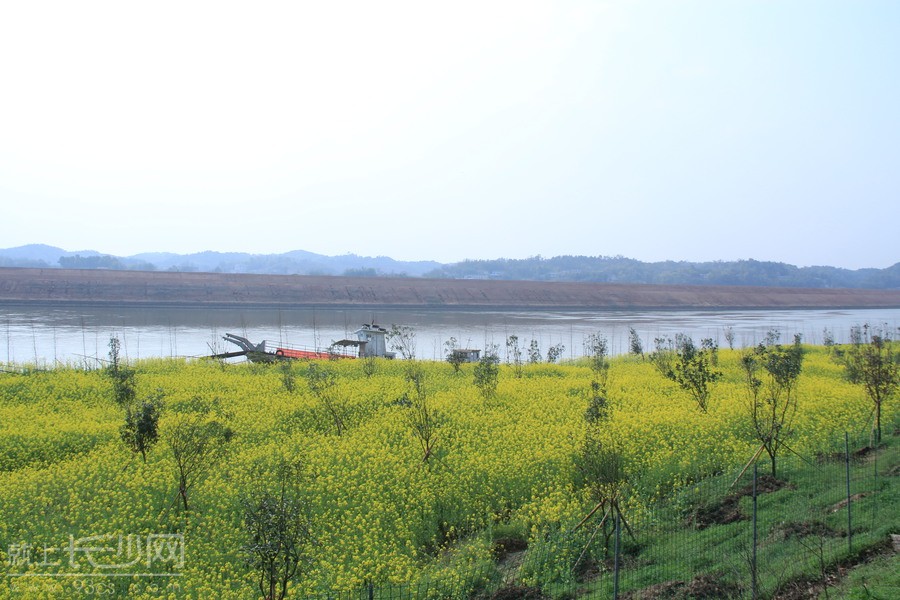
[303, 431, 897, 600]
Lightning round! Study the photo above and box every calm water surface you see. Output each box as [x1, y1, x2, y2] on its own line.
[1, 305, 898, 366]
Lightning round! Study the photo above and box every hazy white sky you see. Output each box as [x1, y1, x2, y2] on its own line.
[1, 1, 898, 269]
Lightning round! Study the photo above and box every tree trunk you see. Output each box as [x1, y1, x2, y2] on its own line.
[875, 401, 882, 444]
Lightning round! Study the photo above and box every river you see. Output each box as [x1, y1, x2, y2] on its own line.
[1, 305, 898, 367]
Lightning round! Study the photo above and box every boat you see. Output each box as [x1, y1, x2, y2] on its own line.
[215, 324, 396, 362]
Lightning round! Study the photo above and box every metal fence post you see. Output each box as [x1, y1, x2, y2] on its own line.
[872, 434, 879, 533]
[752, 462, 758, 600]
[614, 511, 621, 600]
[845, 432, 853, 554]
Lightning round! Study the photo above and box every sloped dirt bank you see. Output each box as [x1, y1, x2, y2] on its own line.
[2, 268, 899, 310]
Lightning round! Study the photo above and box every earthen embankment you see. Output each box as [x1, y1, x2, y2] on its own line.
[1, 267, 898, 310]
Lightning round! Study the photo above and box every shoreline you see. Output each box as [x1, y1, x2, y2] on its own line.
[3, 299, 899, 313]
[2, 267, 899, 311]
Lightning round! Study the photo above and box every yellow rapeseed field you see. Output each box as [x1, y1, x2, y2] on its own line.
[0, 346, 887, 598]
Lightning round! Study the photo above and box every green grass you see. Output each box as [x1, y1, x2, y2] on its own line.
[527, 430, 899, 599]
[822, 551, 899, 599]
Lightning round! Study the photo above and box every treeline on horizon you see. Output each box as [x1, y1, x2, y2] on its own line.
[0, 245, 898, 289]
[425, 255, 900, 289]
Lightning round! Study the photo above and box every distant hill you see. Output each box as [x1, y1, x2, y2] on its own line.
[0, 244, 102, 268]
[424, 256, 900, 290]
[0, 245, 896, 289]
[0, 245, 441, 277]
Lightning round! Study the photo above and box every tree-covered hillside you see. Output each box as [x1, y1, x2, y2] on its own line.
[1, 245, 897, 288]
[426, 256, 900, 289]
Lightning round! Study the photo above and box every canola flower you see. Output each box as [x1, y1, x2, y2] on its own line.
[0, 346, 889, 598]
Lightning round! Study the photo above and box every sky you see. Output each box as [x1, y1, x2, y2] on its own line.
[1, 1, 898, 270]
